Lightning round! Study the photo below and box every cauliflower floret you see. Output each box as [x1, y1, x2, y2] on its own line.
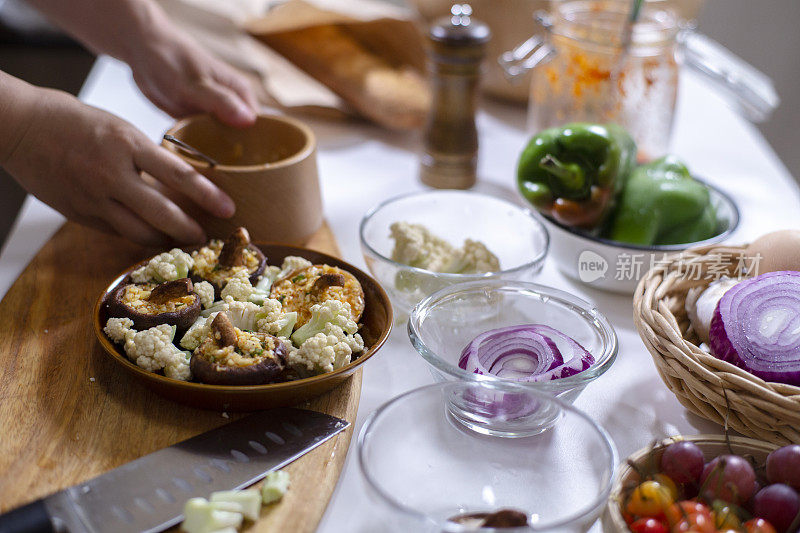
[279, 256, 312, 278]
[120, 324, 192, 380]
[290, 300, 358, 347]
[254, 265, 282, 293]
[104, 318, 192, 380]
[389, 222, 454, 272]
[287, 323, 364, 375]
[193, 281, 215, 309]
[255, 298, 298, 338]
[220, 270, 254, 301]
[389, 223, 500, 293]
[202, 296, 284, 332]
[225, 298, 264, 330]
[246, 256, 312, 299]
[444, 239, 500, 274]
[180, 313, 217, 351]
[104, 317, 135, 343]
[164, 352, 192, 381]
[130, 248, 194, 283]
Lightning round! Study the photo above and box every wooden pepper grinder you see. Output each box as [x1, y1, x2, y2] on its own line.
[420, 3, 491, 190]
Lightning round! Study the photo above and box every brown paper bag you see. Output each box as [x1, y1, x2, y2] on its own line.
[246, 0, 430, 130]
[159, 0, 429, 129]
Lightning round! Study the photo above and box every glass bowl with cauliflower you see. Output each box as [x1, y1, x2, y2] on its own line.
[359, 191, 550, 317]
[93, 227, 392, 410]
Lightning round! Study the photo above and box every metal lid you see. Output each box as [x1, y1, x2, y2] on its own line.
[429, 4, 491, 48]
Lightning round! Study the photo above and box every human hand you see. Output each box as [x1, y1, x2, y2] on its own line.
[22, 0, 258, 127]
[2, 87, 235, 246]
[126, 24, 259, 128]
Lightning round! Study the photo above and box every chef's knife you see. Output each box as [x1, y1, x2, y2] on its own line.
[0, 408, 349, 533]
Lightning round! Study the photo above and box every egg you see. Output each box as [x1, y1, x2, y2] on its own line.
[746, 230, 800, 274]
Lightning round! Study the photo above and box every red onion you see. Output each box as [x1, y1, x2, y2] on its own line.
[459, 324, 594, 382]
[709, 271, 800, 385]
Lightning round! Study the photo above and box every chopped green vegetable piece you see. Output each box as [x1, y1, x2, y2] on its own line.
[181, 498, 243, 533]
[261, 470, 290, 504]
[273, 311, 297, 339]
[291, 274, 306, 283]
[210, 489, 262, 521]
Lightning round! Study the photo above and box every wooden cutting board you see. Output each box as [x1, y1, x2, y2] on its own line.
[0, 221, 360, 532]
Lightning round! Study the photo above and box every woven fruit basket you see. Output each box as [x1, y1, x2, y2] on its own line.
[602, 434, 778, 533]
[633, 244, 800, 445]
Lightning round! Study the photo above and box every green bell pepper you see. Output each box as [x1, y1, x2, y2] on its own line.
[607, 155, 718, 246]
[517, 123, 637, 229]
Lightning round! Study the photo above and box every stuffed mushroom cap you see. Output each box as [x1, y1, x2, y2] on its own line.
[269, 264, 365, 328]
[107, 278, 201, 331]
[190, 312, 287, 385]
[191, 227, 266, 296]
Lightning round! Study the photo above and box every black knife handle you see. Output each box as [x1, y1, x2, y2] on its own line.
[0, 500, 55, 533]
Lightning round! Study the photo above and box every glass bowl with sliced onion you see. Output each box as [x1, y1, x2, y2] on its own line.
[408, 280, 617, 433]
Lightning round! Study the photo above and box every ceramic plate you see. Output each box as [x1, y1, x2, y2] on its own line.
[93, 244, 393, 411]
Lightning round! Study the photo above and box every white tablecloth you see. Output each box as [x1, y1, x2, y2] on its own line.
[1, 55, 798, 532]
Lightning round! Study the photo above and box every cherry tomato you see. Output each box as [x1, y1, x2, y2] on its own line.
[712, 501, 742, 530]
[744, 518, 779, 533]
[627, 481, 676, 518]
[630, 517, 670, 533]
[623, 511, 636, 525]
[665, 500, 714, 533]
[653, 474, 679, 501]
[669, 510, 716, 533]
[665, 501, 712, 526]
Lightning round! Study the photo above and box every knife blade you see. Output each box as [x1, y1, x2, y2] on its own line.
[0, 408, 349, 533]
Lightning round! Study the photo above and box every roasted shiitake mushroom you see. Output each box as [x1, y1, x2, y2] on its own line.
[269, 264, 365, 328]
[107, 278, 201, 330]
[191, 227, 267, 296]
[190, 313, 288, 385]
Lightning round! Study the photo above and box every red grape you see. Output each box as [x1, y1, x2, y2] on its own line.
[753, 484, 800, 533]
[660, 441, 705, 484]
[767, 445, 800, 490]
[699, 454, 756, 504]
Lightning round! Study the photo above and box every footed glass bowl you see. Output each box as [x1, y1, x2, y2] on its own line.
[409, 280, 617, 409]
[358, 381, 617, 532]
[360, 190, 549, 319]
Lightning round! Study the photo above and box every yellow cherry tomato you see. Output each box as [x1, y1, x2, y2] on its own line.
[712, 502, 742, 531]
[652, 474, 679, 501]
[626, 481, 676, 518]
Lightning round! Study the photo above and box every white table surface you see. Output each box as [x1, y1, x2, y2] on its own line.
[2, 55, 799, 532]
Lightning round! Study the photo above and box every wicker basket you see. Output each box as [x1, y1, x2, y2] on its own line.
[602, 434, 778, 533]
[633, 244, 800, 445]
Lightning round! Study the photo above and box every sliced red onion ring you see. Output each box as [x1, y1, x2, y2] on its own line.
[459, 324, 595, 382]
[709, 271, 800, 385]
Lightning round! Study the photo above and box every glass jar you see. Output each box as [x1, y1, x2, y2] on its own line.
[500, 0, 779, 160]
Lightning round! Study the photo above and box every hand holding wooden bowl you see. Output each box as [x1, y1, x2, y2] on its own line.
[162, 114, 323, 245]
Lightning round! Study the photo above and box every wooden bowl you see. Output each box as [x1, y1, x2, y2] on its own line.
[603, 434, 779, 532]
[93, 244, 392, 411]
[162, 114, 323, 245]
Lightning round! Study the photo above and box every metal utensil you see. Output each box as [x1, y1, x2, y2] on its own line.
[610, 0, 644, 80]
[163, 134, 219, 167]
[0, 408, 349, 533]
